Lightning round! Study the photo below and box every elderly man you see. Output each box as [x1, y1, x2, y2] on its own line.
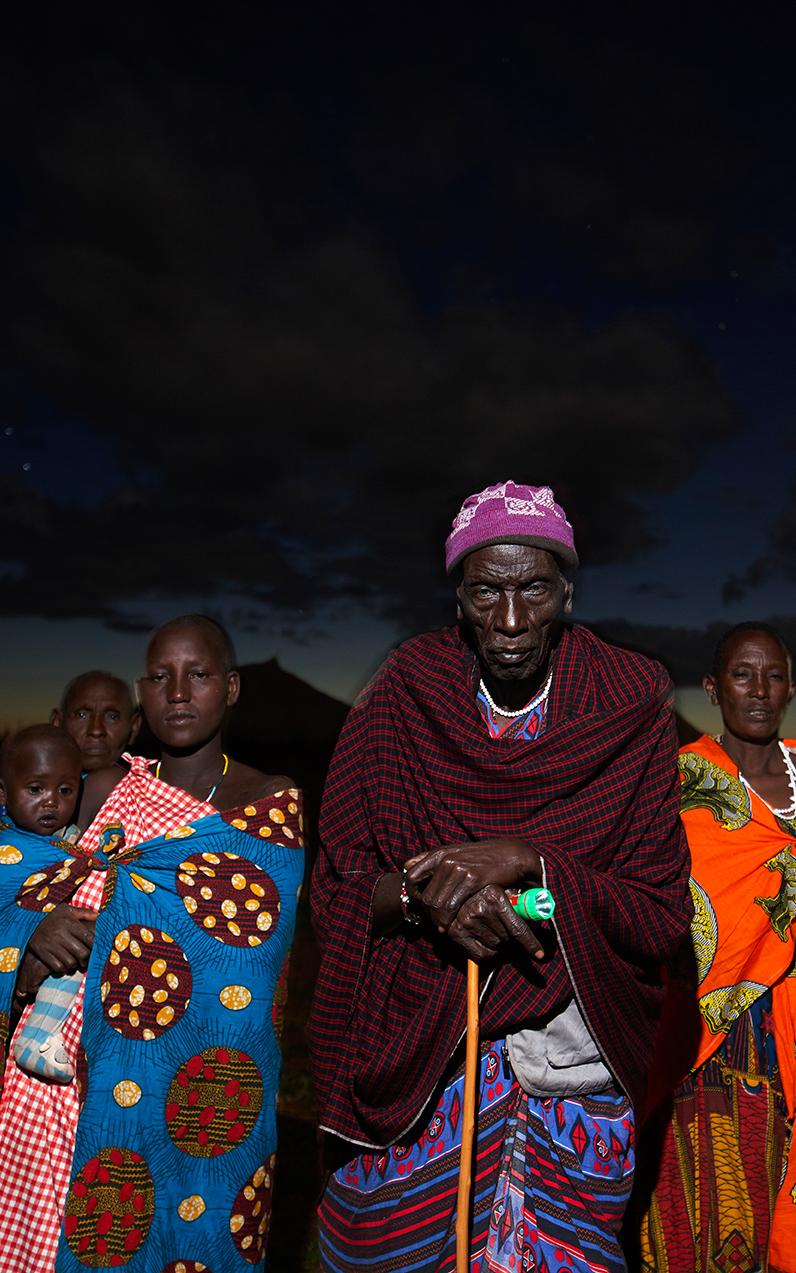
[51, 669, 140, 774]
[309, 481, 692, 1273]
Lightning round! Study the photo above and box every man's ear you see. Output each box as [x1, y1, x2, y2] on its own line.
[702, 673, 718, 705]
[226, 671, 241, 708]
[0, 778, 7, 807]
[127, 709, 142, 747]
[562, 581, 574, 615]
[50, 708, 63, 727]
[456, 584, 464, 622]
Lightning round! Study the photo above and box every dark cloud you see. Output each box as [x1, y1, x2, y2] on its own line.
[629, 583, 685, 600]
[694, 484, 767, 511]
[591, 615, 796, 685]
[341, 24, 775, 290]
[103, 616, 162, 634]
[721, 479, 796, 603]
[1, 18, 778, 633]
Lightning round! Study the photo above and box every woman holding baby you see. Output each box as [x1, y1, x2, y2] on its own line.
[0, 614, 303, 1273]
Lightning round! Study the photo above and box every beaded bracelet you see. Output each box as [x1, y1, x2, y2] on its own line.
[400, 868, 422, 925]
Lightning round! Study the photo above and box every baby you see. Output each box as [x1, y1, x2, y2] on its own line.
[0, 724, 87, 1082]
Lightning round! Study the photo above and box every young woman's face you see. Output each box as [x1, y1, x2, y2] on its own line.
[137, 626, 239, 750]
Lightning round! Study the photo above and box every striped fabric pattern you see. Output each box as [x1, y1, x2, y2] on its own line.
[13, 971, 84, 1081]
[320, 1042, 634, 1272]
[321, 1047, 512, 1271]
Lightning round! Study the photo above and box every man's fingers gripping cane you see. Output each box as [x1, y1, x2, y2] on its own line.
[455, 888, 555, 1273]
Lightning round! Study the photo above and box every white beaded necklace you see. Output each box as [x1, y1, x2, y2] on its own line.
[725, 739, 796, 819]
[479, 670, 553, 719]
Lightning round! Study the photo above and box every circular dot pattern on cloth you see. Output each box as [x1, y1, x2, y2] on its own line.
[176, 852, 280, 947]
[219, 985, 252, 1011]
[101, 926, 192, 1040]
[16, 858, 88, 913]
[64, 1146, 155, 1266]
[160, 1262, 212, 1273]
[166, 1046, 262, 1157]
[177, 1195, 206, 1222]
[130, 871, 156, 894]
[0, 946, 20, 972]
[113, 1081, 142, 1108]
[220, 786, 305, 847]
[229, 1155, 276, 1265]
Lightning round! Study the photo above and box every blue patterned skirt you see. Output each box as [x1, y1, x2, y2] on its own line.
[319, 1041, 635, 1272]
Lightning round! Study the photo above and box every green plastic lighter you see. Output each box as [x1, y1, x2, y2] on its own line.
[507, 886, 556, 921]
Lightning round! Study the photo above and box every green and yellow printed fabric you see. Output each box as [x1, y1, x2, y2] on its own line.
[654, 734, 796, 1268]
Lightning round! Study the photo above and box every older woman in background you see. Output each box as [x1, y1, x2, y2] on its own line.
[637, 622, 796, 1272]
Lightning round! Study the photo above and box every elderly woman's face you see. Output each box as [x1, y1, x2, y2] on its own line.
[457, 544, 572, 684]
[704, 629, 795, 745]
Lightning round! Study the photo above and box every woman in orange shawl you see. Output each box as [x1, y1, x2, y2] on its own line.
[637, 623, 796, 1272]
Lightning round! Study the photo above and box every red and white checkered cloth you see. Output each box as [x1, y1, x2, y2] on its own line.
[0, 757, 213, 1273]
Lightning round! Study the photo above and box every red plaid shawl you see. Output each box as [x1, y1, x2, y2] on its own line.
[309, 624, 691, 1146]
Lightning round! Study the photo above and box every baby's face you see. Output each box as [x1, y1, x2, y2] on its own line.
[1, 739, 81, 835]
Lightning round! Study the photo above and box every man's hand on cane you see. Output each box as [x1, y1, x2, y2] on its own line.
[404, 837, 547, 962]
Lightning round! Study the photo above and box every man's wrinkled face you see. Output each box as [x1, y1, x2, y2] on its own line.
[457, 544, 573, 683]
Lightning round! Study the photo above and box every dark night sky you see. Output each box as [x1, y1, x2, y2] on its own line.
[1, 6, 795, 731]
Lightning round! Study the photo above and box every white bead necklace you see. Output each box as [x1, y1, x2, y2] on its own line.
[478, 670, 552, 719]
[729, 739, 796, 819]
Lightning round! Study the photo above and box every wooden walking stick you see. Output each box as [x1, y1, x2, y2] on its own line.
[454, 887, 556, 1273]
[455, 958, 480, 1273]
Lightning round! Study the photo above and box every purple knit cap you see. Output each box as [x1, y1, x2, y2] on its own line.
[445, 480, 578, 574]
